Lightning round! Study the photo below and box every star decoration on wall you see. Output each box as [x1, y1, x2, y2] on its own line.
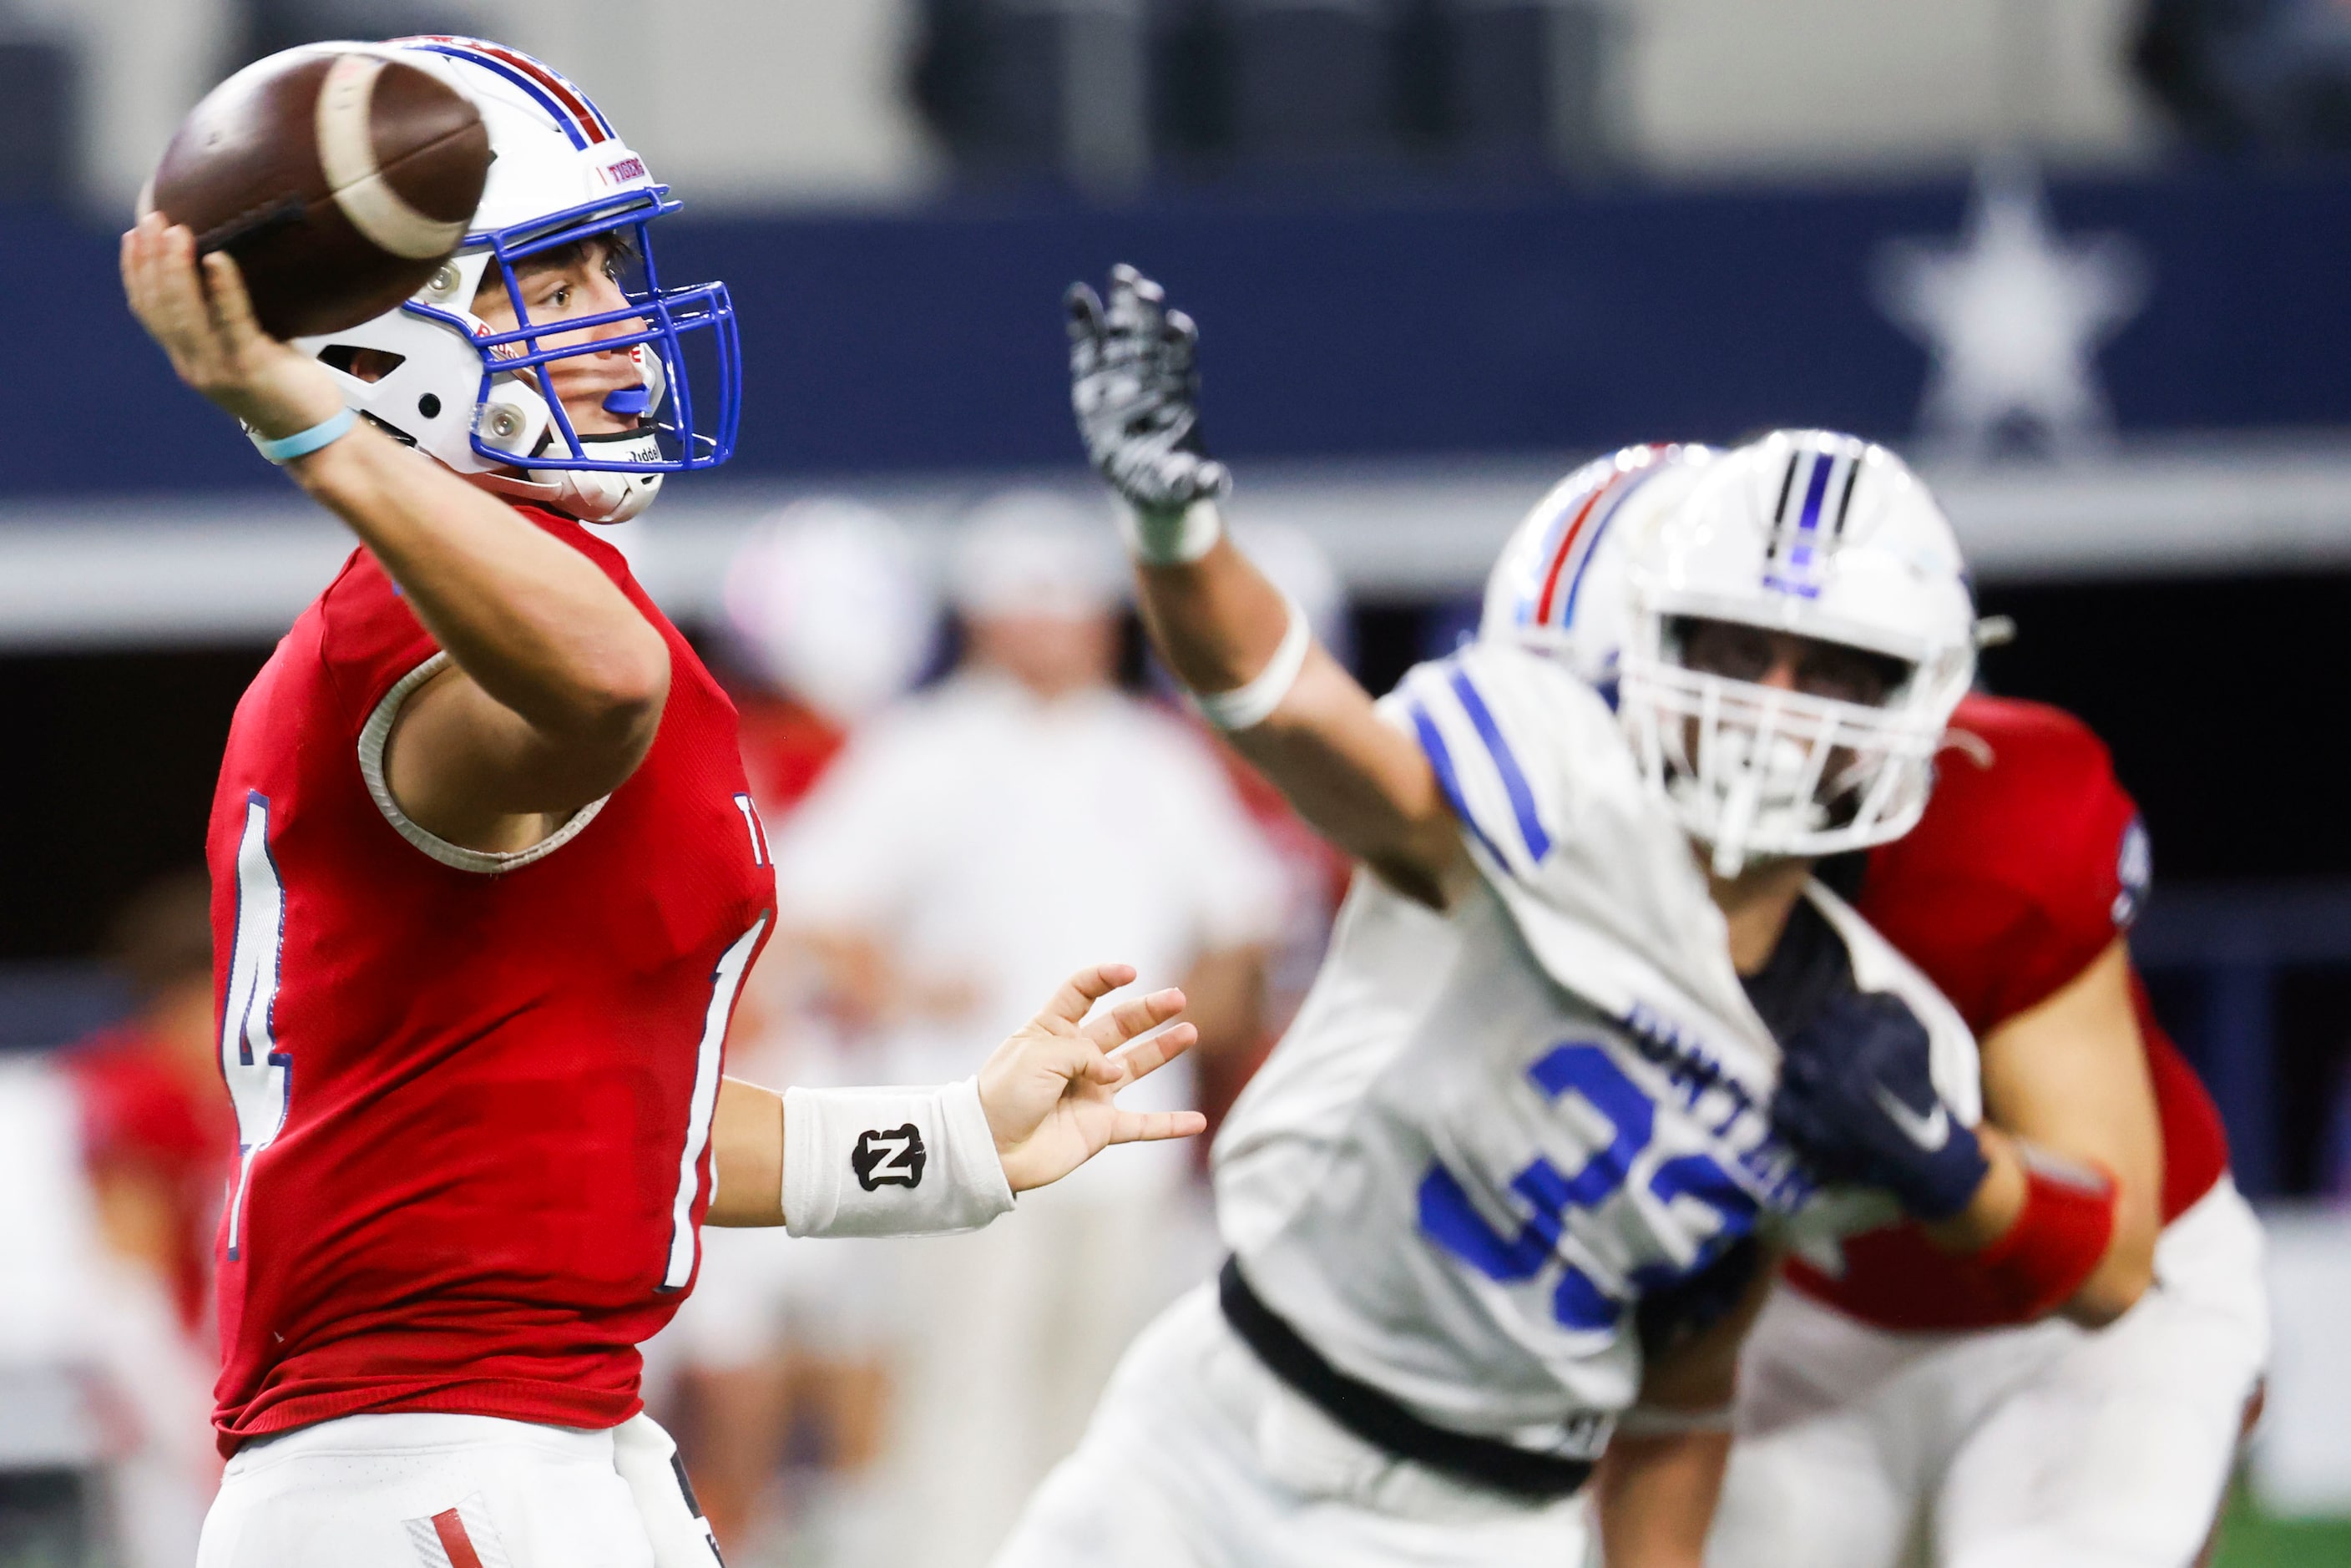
[1873, 158, 2150, 459]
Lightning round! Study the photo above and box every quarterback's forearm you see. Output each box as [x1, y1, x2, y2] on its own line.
[291, 430, 670, 748]
[705, 1076, 785, 1227]
[1137, 534, 1466, 902]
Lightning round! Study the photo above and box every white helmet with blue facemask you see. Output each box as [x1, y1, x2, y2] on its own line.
[1484, 434, 1982, 878]
[291, 36, 741, 524]
[1618, 431, 1979, 878]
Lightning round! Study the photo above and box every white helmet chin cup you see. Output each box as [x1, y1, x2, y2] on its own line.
[1615, 430, 1978, 877]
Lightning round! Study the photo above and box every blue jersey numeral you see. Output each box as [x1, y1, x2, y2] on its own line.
[1418, 1040, 1757, 1332]
[220, 792, 292, 1262]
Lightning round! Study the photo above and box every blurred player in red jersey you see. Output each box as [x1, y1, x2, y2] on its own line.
[53, 870, 233, 1565]
[63, 869, 236, 1342]
[1708, 692, 2266, 1568]
[123, 38, 1204, 1568]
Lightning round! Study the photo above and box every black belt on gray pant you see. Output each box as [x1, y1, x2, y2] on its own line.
[1216, 1257, 1595, 1502]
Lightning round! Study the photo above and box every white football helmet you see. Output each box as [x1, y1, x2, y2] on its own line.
[291, 37, 740, 524]
[722, 500, 939, 726]
[1616, 430, 1978, 878]
[1479, 442, 1717, 691]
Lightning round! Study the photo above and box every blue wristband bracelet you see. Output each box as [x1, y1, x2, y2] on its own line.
[250, 407, 358, 463]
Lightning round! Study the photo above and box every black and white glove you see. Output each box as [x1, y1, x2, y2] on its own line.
[1769, 989, 1989, 1222]
[1065, 265, 1231, 563]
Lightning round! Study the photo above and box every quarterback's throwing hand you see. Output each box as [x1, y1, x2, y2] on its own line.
[1066, 265, 1231, 518]
[980, 963, 1204, 1191]
[119, 214, 346, 442]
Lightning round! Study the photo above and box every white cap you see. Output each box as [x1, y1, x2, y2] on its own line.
[723, 498, 940, 725]
[947, 490, 1126, 620]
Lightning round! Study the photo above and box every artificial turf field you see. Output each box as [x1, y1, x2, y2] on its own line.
[2212, 1485, 2351, 1566]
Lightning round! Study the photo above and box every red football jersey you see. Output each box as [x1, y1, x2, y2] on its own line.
[1787, 693, 2229, 1332]
[205, 507, 774, 1454]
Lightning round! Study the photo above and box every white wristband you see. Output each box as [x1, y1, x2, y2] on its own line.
[1191, 592, 1312, 732]
[781, 1078, 1015, 1238]
[1118, 498, 1224, 565]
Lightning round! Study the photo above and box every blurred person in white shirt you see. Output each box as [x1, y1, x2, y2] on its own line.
[650, 498, 943, 1560]
[770, 489, 1287, 1568]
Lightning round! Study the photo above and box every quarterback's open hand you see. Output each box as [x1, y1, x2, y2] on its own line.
[1065, 265, 1231, 517]
[121, 214, 346, 442]
[979, 963, 1204, 1192]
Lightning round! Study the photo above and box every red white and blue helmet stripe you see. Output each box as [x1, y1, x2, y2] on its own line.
[402, 36, 619, 149]
[1506, 443, 1679, 637]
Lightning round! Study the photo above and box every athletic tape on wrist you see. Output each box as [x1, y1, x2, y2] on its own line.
[781, 1078, 1014, 1237]
[1613, 1403, 1736, 1439]
[1191, 592, 1312, 732]
[1964, 1142, 2117, 1321]
[250, 407, 358, 463]
[1119, 498, 1224, 565]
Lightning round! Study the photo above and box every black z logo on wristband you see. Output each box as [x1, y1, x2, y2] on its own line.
[852, 1124, 928, 1191]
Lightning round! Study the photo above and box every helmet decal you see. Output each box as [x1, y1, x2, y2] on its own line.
[1762, 435, 1866, 601]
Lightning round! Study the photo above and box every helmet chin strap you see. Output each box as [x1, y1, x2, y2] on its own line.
[468, 428, 665, 524]
[471, 348, 671, 524]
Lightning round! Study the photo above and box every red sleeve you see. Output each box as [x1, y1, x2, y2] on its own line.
[314, 506, 630, 733]
[1860, 696, 2150, 1034]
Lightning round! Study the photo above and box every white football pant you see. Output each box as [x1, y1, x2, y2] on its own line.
[993, 1283, 1597, 1568]
[1710, 1177, 2268, 1568]
[195, 1412, 722, 1568]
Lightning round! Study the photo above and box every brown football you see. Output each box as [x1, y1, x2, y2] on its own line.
[145, 46, 491, 340]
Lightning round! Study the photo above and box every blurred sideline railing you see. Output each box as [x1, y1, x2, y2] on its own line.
[13, 443, 2351, 650]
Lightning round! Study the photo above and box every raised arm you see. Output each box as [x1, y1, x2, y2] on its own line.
[122, 218, 669, 856]
[1068, 266, 1467, 907]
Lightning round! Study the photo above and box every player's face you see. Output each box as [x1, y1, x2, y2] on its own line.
[472, 239, 650, 437]
[1677, 619, 1906, 708]
[1669, 618, 1912, 835]
[965, 610, 1119, 701]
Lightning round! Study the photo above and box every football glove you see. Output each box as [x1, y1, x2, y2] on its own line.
[1065, 265, 1231, 529]
[1769, 989, 1988, 1222]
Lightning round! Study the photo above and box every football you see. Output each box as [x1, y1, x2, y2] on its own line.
[144, 46, 491, 340]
